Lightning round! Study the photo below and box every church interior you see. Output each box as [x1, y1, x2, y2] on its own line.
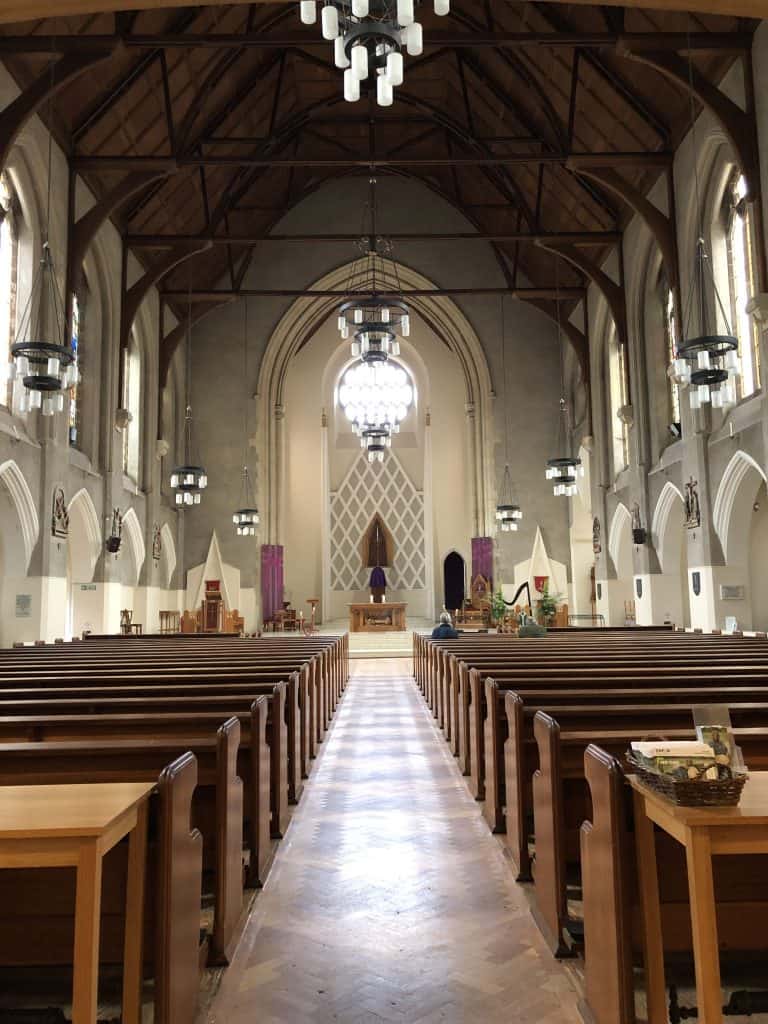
[1, 1, 768, 1022]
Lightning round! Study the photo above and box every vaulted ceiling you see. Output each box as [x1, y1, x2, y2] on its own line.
[0, 2, 757, 342]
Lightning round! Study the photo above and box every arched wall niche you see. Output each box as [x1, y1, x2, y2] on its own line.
[652, 481, 686, 574]
[361, 513, 394, 569]
[257, 257, 494, 545]
[0, 459, 38, 573]
[713, 450, 768, 564]
[608, 501, 633, 580]
[67, 487, 102, 582]
[121, 507, 146, 588]
[160, 521, 177, 589]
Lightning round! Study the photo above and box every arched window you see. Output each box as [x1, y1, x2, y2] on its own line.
[0, 173, 18, 405]
[725, 172, 760, 397]
[69, 291, 82, 446]
[661, 279, 681, 427]
[608, 326, 630, 475]
[122, 333, 141, 481]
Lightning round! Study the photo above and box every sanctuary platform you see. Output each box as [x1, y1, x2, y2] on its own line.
[348, 601, 407, 633]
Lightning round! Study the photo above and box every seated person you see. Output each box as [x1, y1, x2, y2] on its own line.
[518, 611, 547, 638]
[432, 611, 459, 640]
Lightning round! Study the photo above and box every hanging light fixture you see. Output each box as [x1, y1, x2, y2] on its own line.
[495, 295, 523, 532]
[496, 465, 522, 532]
[170, 288, 207, 507]
[299, 0, 448, 106]
[669, 28, 740, 412]
[9, 243, 77, 416]
[545, 267, 583, 498]
[339, 360, 413, 439]
[8, 59, 76, 416]
[232, 297, 260, 536]
[337, 177, 410, 362]
[546, 399, 583, 497]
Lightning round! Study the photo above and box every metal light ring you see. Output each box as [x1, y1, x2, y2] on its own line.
[360, 349, 389, 364]
[21, 374, 65, 393]
[496, 504, 520, 515]
[547, 457, 582, 470]
[690, 368, 729, 387]
[340, 298, 409, 321]
[555, 475, 577, 486]
[343, 19, 403, 61]
[678, 334, 738, 359]
[355, 326, 397, 344]
[11, 340, 75, 365]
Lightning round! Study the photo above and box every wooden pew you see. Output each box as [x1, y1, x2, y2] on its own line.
[0, 752, 203, 1024]
[0, 718, 248, 966]
[531, 710, 768, 957]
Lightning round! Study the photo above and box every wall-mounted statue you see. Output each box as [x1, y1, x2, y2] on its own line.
[685, 477, 701, 530]
[51, 487, 69, 538]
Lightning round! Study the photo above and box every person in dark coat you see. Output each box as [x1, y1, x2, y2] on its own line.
[432, 611, 459, 640]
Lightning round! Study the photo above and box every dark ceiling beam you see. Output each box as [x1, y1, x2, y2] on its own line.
[73, 152, 673, 171]
[126, 230, 621, 246]
[0, 32, 750, 53]
[532, 2, 671, 143]
[538, 240, 627, 346]
[160, 287, 586, 301]
[0, 48, 116, 171]
[71, 8, 199, 143]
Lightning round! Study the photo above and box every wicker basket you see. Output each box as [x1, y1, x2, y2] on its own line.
[625, 753, 748, 807]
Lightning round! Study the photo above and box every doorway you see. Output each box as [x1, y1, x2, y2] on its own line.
[443, 552, 465, 612]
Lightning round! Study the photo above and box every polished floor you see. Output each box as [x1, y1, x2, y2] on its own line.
[205, 659, 585, 1024]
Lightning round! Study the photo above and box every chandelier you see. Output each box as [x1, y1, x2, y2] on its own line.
[232, 298, 259, 535]
[170, 407, 208, 506]
[339, 360, 413, 462]
[233, 467, 260, 535]
[8, 247, 76, 418]
[668, 47, 740, 413]
[496, 297, 523, 532]
[670, 237, 739, 410]
[496, 466, 522, 532]
[299, 1, 450, 105]
[546, 399, 583, 497]
[171, 296, 207, 507]
[336, 178, 410, 363]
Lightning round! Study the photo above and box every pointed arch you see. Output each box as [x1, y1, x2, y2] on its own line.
[713, 451, 767, 563]
[652, 481, 685, 574]
[608, 502, 633, 579]
[68, 487, 102, 581]
[121, 507, 145, 587]
[160, 521, 177, 589]
[0, 460, 38, 572]
[257, 258, 494, 544]
[361, 513, 394, 568]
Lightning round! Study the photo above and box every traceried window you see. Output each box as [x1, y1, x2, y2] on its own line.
[663, 283, 681, 426]
[726, 173, 761, 397]
[122, 334, 141, 481]
[69, 292, 81, 446]
[0, 173, 18, 403]
[608, 326, 630, 475]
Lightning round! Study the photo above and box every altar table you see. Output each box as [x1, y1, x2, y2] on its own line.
[0, 781, 154, 1024]
[349, 602, 407, 632]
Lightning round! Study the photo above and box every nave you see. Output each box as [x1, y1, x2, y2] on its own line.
[206, 657, 583, 1024]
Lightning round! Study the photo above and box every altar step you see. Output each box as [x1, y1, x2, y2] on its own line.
[322, 618, 433, 658]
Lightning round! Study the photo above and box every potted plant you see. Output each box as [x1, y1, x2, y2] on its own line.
[536, 584, 561, 627]
[490, 589, 506, 626]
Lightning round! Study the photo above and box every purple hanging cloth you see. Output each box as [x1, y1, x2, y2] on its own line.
[369, 566, 387, 588]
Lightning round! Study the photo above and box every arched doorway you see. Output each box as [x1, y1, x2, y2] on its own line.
[66, 488, 102, 639]
[443, 552, 465, 612]
[652, 482, 690, 628]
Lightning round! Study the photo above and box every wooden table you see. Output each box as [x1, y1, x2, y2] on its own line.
[348, 602, 407, 633]
[0, 781, 154, 1024]
[629, 772, 768, 1024]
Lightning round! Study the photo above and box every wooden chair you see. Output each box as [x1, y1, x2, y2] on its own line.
[160, 610, 181, 635]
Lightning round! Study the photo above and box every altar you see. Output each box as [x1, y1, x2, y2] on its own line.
[349, 602, 407, 633]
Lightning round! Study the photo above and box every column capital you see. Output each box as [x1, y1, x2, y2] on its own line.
[746, 293, 768, 326]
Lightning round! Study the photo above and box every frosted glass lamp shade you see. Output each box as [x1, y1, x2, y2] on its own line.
[299, 1, 317, 24]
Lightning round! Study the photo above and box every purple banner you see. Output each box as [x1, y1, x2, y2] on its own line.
[260, 544, 284, 624]
[472, 537, 494, 590]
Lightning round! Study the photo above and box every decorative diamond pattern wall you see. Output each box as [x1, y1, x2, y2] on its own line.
[330, 452, 426, 591]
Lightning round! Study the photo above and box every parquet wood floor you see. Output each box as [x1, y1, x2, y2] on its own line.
[205, 658, 585, 1024]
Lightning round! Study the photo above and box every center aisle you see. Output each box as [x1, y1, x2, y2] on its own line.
[206, 659, 584, 1024]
